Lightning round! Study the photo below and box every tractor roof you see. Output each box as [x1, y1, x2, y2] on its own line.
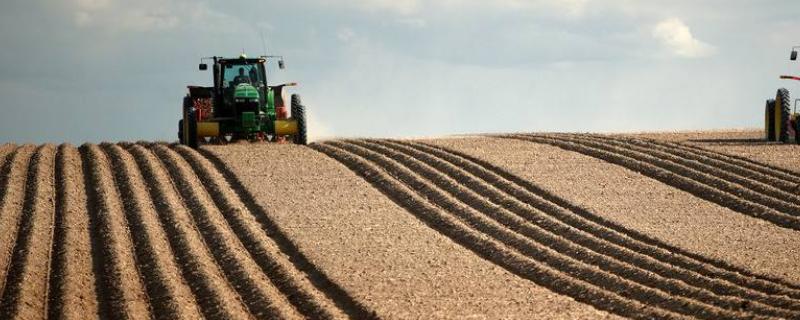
[218, 58, 266, 64]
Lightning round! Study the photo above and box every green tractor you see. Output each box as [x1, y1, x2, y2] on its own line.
[765, 47, 800, 144]
[179, 54, 307, 148]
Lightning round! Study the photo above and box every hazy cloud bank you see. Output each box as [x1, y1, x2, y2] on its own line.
[0, 0, 797, 143]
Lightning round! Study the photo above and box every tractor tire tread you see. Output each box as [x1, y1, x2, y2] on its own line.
[291, 94, 308, 145]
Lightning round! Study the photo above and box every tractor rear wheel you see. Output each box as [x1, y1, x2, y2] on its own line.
[187, 110, 199, 148]
[183, 96, 199, 149]
[765, 99, 775, 141]
[795, 117, 800, 145]
[291, 94, 308, 145]
[178, 119, 184, 144]
[776, 88, 791, 143]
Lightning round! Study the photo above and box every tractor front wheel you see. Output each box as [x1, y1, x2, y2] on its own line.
[776, 88, 791, 143]
[765, 99, 776, 141]
[291, 94, 308, 145]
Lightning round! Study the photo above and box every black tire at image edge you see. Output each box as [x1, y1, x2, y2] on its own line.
[776, 88, 791, 143]
[765, 99, 776, 141]
[178, 119, 184, 144]
[291, 94, 308, 145]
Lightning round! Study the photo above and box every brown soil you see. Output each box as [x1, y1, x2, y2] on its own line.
[621, 129, 800, 175]
[48, 144, 99, 320]
[0, 130, 798, 319]
[0, 142, 375, 319]
[102, 143, 203, 319]
[0, 144, 57, 319]
[423, 136, 800, 283]
[126, 143, 253, 320]
[206, 143, 618, 319]
[0, 145, 37, 305]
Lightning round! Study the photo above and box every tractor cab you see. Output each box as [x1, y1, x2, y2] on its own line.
[213, 57, 269, 119]
[179, 53, 307, 148]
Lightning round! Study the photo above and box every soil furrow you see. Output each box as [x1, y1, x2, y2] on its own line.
[593, 135, 800, 192]
[126, 144, 253, 320]
[0, 144, 16, 168]
[576, 134, 800, 207]
[80, 144, 152, 319]
[172, 144, 348, 319]
[406, 141, 800, 299]
[0, 145, 57, 319]
[659, 140, 800, 185]
[343, 140, 790, 319]
[311, 142, 685, 320]
[196, 148, 380, 320]
[0, 146, 36, 300]
[81, 147, 112, 320]
[328, 141, 739, 320]
[506, 135, 800, 230]
[101, 143, 203, 320]
[2, 133, 793, 319]
[148, 144, 301, 319]
[0, 143, 16, 151]
[47, 144, 100, 320]
[542, 134, 800, 216]
[373, 139, 800, 313]
[400, 139, 800, 299]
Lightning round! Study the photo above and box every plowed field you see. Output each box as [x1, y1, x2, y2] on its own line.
[0, 131, 798, 319]
[0, 143, 369, 320]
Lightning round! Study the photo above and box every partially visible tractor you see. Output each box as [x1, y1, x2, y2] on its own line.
[179, 54, 307, 148]
[765, 47, 800, 144]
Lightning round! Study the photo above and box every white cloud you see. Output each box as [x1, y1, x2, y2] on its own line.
[69, 0, 241, 33]
[75, 0, 110, 11]
[120, 9, 180, 31]
[549, 0, 591, 17]
[353, 0, 420, 15]
[346, 0, 590, 18]
[652, 18, 715, 58]
[396, 18, 427, 28]
[71, 0, 180, 31]
[482, 0, 590, 17]
[337, 27, 356, 42]
[6, 0, 797, 144]
[74, 11, 92, 26]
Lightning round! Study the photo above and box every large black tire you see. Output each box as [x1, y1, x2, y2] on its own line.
[795, 116, 800, 145]
[776, 88, 791, 143]
[765, 99, 775, 141]
[291, 94, 308, 145]
[178, 119, 184, 144]
[183, 96, 199, 149]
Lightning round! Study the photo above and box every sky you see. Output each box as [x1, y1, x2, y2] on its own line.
[1, 0, 799, 143]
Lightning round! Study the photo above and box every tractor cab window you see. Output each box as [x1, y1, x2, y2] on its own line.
[221, 63, 266, 88]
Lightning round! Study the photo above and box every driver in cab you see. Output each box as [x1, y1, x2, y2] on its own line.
[233, 67, 251, 85]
